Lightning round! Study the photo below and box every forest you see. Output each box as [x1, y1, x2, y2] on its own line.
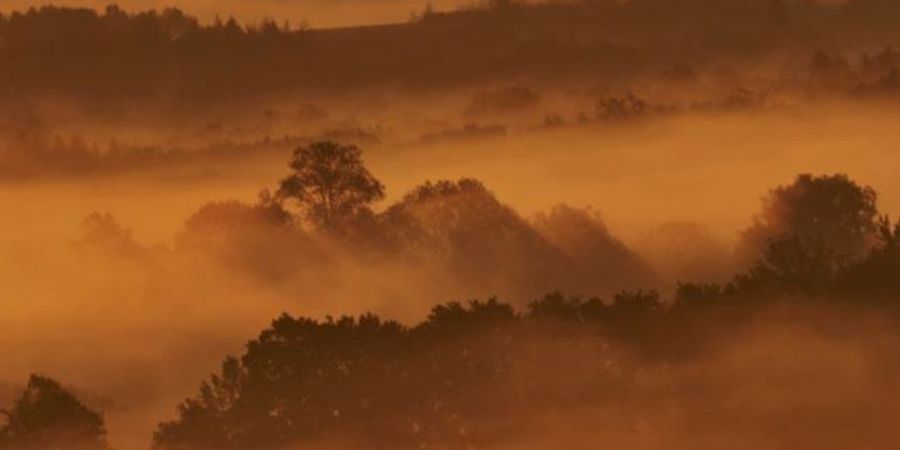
[3, 1, 900, 449]
[0, 0, 900, 105]
[4, 141, 900, 449]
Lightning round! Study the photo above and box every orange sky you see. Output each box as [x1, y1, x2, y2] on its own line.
[1, 0, 469, 28]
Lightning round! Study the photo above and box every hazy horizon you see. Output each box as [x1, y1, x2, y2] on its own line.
[0, 0, 466, 28]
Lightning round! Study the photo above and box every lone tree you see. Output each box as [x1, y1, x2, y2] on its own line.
[277, 141, 385, 231]
[739, 174, 880, 267]
[0, 375, 109, 450]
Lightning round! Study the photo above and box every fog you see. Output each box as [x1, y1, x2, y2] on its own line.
[6, 99, 900, 240]
[2, 2, 900, 450]
[2, 100, 900, 448]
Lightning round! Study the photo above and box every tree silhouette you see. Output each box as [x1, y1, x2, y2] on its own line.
[77, 212, 145, 257]
[836, 215, 900, 298]
[378, 178, 563, 296]
[152, 357, 245, 450]
[153, 171, 900, 450]
[736, 235, 839, 295]
[739, 174, 879, 266]
[595, 93, 651, 120]
[277, 141, 384, 232]
[532, 204, 656, 292]
[0, 375, 109, 450]
[176, 196, 318, 282]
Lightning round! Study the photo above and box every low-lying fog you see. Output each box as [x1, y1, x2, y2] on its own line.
[2, 100, 899, 449]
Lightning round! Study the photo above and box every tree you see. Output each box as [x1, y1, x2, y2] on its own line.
[735, 235, 840, 295]
[835, 215, 900, 298]
[77, 212, 145, 257]
[594, 93, 650, 120]
[532, 204, 657, 292]
[378, 178, 562, 296]
[0, 375, 109, 450]
[153, 357, 245, 450]
[176, 196, 313, 282]
[277, 141, 385, 232]
[739, 174, 879, 266]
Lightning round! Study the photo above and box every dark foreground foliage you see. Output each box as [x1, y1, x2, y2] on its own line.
[153, 211, 900, 449]
[0, 375, 109, 450]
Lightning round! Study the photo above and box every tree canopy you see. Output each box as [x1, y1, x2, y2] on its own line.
[740, 173, 880, 266]
[277, 141, 385, 232]
[152, 168, 900, 450]
[0, 375, 109, 450]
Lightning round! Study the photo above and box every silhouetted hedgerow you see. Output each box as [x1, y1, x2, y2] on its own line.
[153, 210, 900, 449]
[2, 1, 900, 106]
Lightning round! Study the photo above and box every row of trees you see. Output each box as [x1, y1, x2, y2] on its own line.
[0, 142, 900, 450]
[168, 141, 891, 303]
[151, 223, 900, 450]
[266, 141, 883, 268]
[5, 142, 898, 449]
[1, 1, 897, 104]
[173, 141, 656, 299]
[807, 47, 900, 95]
[6, 201, 899, 450]
[150, 157, 900, 449]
